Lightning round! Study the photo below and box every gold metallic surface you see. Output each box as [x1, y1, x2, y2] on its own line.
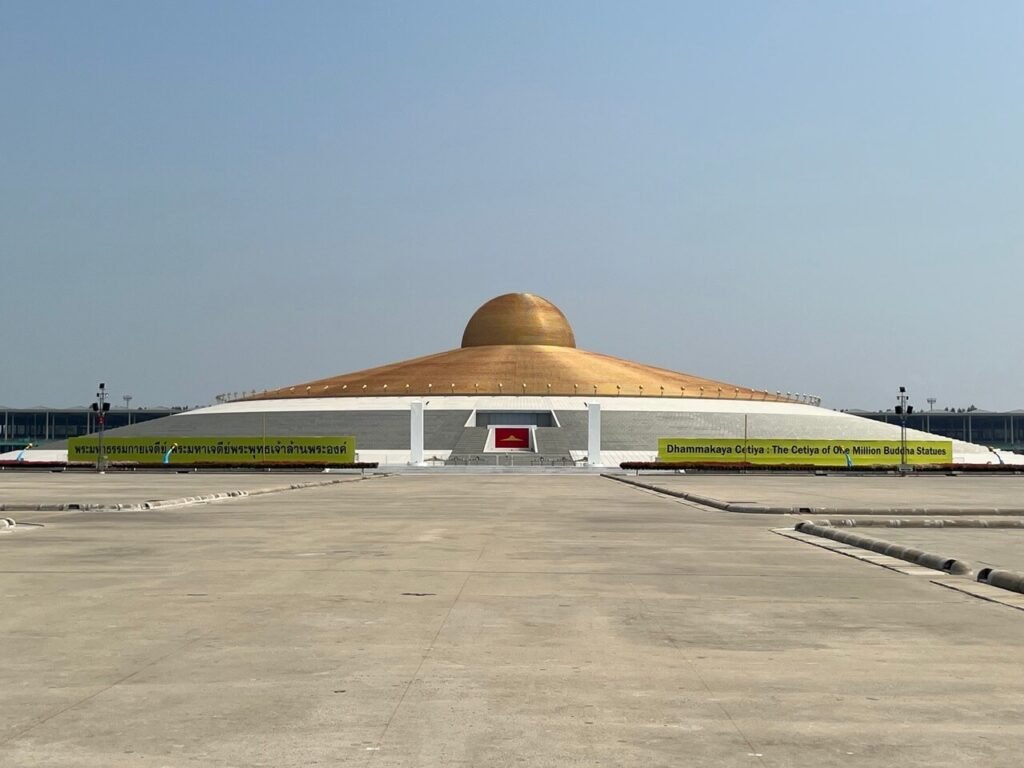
[253, 345, 786, 401]
[461, 293, 576, 348]
[250, 293, 792, 402]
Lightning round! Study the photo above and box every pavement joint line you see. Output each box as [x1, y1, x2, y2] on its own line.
[627, 582, 766, 763]
[793, 522, 973, 576]
[0, 568, 907, 582]
[929, 579, 1024, 613]
[0, 630, 209, 748]
[610, 479, 750, 515]
[604, 474, 770, 513]
[367, 570, 475, 760]
[773, 529, 945, 578]
[808, 517, 1024, 529]
[0, 474, 386, 513]
[776, 527, 1024, 606]
[603, 473, 1024, 516]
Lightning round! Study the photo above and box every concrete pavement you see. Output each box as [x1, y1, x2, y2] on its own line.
[0, 471, 368, 510]
[2, 474, 1024, 766]
[826, 527, 1024, 574]
[627, 473, 1024, 513]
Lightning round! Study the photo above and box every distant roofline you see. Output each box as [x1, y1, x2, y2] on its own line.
[0, 405, 191, 412]
[850, 409, 1024, 415]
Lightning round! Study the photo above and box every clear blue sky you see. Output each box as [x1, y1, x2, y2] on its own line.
[3, 1, 1022, 410]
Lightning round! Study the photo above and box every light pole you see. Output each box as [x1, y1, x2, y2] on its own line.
[91, 383, 110, 472]
[123, 394, 133, 425]
[896, 386, 913, 473]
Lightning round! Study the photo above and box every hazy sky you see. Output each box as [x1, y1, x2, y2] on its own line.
[3, 1, 1022, 411]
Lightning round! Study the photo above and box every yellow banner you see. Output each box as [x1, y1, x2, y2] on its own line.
[657, 438, 953, 466]
[67, 436, 356, 465]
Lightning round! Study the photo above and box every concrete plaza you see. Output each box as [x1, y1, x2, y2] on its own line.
[2, 473, 1023, 766]
[639, 473, 1024, 512]
[839, 526, 1024, 574]
[0, 471, 361, 510]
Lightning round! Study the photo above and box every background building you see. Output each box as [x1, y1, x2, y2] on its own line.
[855, 410, 1024, 454]
[0, 407, 185, 454]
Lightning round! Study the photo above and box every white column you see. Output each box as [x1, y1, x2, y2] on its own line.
[410, 401, 424, 465]
[587, 402, 602, 467]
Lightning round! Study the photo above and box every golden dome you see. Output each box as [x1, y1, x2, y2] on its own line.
[250, 291, 794, 403]
[461, 293, 576, 348]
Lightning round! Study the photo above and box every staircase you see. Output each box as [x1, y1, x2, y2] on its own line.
[445, 427, 489, 465]
[533, 427, 575, 462]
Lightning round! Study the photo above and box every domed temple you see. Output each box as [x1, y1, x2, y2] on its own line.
[253, 293, 790, 402]
[39, 293, 1024, 466]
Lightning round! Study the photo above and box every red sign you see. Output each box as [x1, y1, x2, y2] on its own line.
[494, 427, 530, 450]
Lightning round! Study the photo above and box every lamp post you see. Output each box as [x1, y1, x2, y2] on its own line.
[896, 385, 913, 473]
[123, 394, 133, 425]
[91, 383, 110, 472]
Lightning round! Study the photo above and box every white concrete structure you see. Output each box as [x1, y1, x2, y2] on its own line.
[409, 400, 424, 466]
[7, 395, 1022, 467]
[587, 402, 602, 467]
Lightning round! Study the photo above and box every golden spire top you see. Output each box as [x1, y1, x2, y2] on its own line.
[461, 293, 576, 348]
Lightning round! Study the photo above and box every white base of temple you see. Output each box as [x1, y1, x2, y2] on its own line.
[4, 396, 1021, 466]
